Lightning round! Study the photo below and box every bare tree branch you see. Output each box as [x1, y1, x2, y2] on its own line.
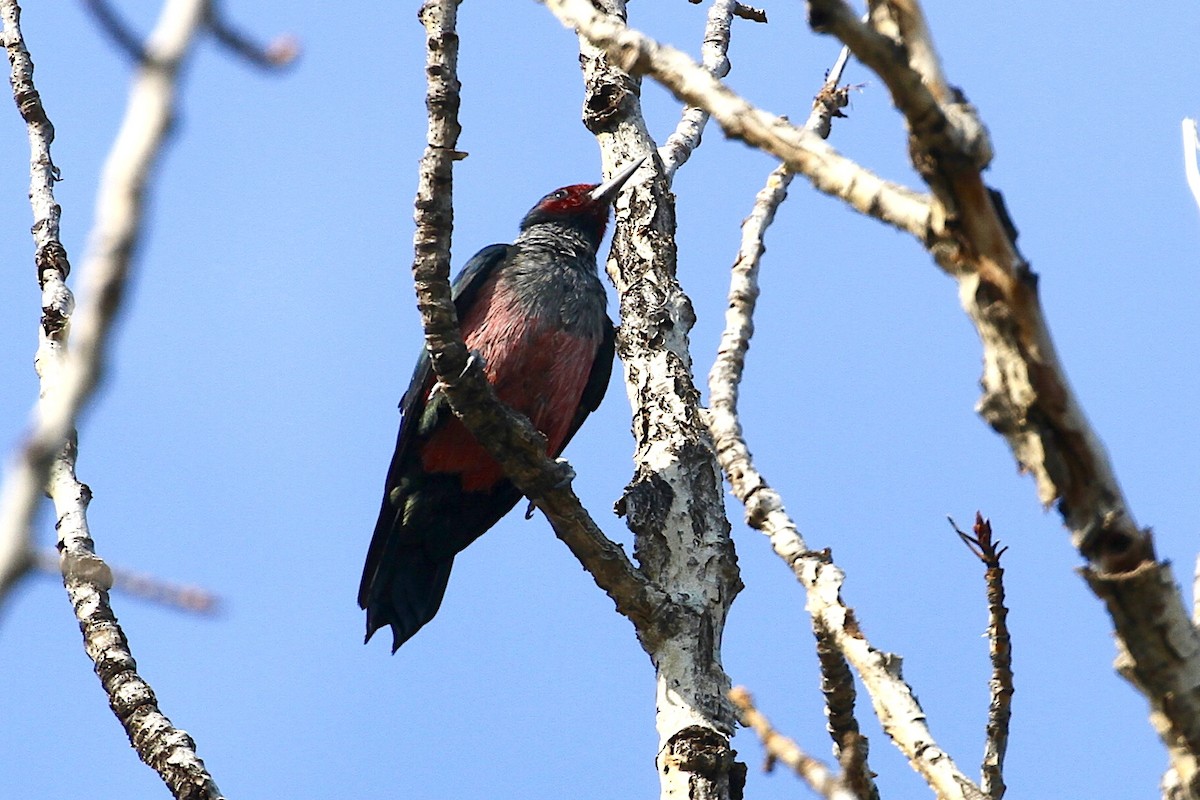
[732, 4, 766, 23]
[571, 1, 1200, 790]
[814, 620, 879, 800]
[686, 0, 767, 23]
[0, 0, 209, 587]
[32, 549, 221, 615]
[84, 0, 299, 68]
[951, 513, 1013, 800]
[729, 686, 859, 800]
[705, 46, 880, 800]
[657, 0, 735, 179]
[205, 0, 299, 69]
[0, 0, 67, 609]
[81, 0, 148, 62]
[0, 2, 224, 797]
[804, 3, 1200, 790]
[542, 0, 934, 240]
[683, 29, 979, 798]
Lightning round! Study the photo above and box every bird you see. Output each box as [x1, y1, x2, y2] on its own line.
[359, 158, 645, 651]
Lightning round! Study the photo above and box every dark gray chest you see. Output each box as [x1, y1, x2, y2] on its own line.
[502, 227, 609, 340]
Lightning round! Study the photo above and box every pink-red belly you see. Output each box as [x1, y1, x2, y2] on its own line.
[420, 280, 600, 491]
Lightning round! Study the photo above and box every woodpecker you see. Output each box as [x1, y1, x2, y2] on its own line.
[360, 158, 644, 651]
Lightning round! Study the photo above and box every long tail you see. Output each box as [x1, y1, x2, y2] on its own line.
[361, 548, 454, 652]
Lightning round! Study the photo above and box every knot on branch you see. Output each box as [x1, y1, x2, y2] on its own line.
[618, 471, 673, 578]
[943, 95, 993, 171]
[61, 551, 114, 590]
[582, 71, 638, 133]
[1077, 512, 1154, 574]
[35, 238, 70, 283]
[661, 726, 746, 800]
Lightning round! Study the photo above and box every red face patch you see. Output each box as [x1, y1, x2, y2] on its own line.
[535, 183, 599, 216]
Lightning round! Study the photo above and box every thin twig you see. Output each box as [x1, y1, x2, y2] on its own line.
[657, 0, 735, 180]
[83, 0, 299, 69]
[81, 0, 148, 62]
[950, 513, 1013, 800]
[733, 4, 766, 23]
[809, 0, 987, 180]
[33, 549, 220, 615]
[0, 2, 224, 798]
[682, 25, 972, 793]
[729, 686, 858, 800]
[808, 2, 1200, 785]
[407, 0, 671, 646]
[206, 0, 299, 69]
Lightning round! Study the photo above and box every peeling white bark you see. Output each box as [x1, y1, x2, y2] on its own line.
[550, 2, 745, 796]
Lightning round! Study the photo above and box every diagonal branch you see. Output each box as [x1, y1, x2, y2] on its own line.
[542, 0, 934, 241]
[730, 686, 859, 800]
[205, 0, 299, 69]
[408, 0, 671, 648]
[81, 0, 147, 62]
[806, 2, 1200, 791]
[32, 549, 221, 615]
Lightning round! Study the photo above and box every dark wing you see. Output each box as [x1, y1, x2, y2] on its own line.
[388, 244, 513, 469]
[358, 243, 512, 612]
[555, 317, 615, 456]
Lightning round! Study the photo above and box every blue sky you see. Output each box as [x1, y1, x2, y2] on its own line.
[2, 2, 1199, 798]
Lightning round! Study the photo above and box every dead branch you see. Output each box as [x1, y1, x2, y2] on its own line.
[658, 0, 736, 179]
[729, 686, 858, 800]
[951, 513, 1013, 800]
[205, 0, 299, 69]
[32, 549, 220, 615]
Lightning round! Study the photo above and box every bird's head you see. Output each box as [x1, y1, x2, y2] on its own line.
[519, 157, 646, 248]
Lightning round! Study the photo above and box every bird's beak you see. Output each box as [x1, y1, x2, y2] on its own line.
[588, 156, 647, 205]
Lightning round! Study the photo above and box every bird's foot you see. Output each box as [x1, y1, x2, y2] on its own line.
[550, 458, 576, 488]
[461, 350, 486, 379]
[523, 460, 575, 520]
[432, 351, 486, 396]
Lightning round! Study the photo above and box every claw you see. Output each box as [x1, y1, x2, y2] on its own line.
[551, 458, 576, 488]
[431, 350, 486, 396]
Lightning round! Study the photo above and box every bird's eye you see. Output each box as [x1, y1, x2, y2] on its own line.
[552, 190, 568, 200]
